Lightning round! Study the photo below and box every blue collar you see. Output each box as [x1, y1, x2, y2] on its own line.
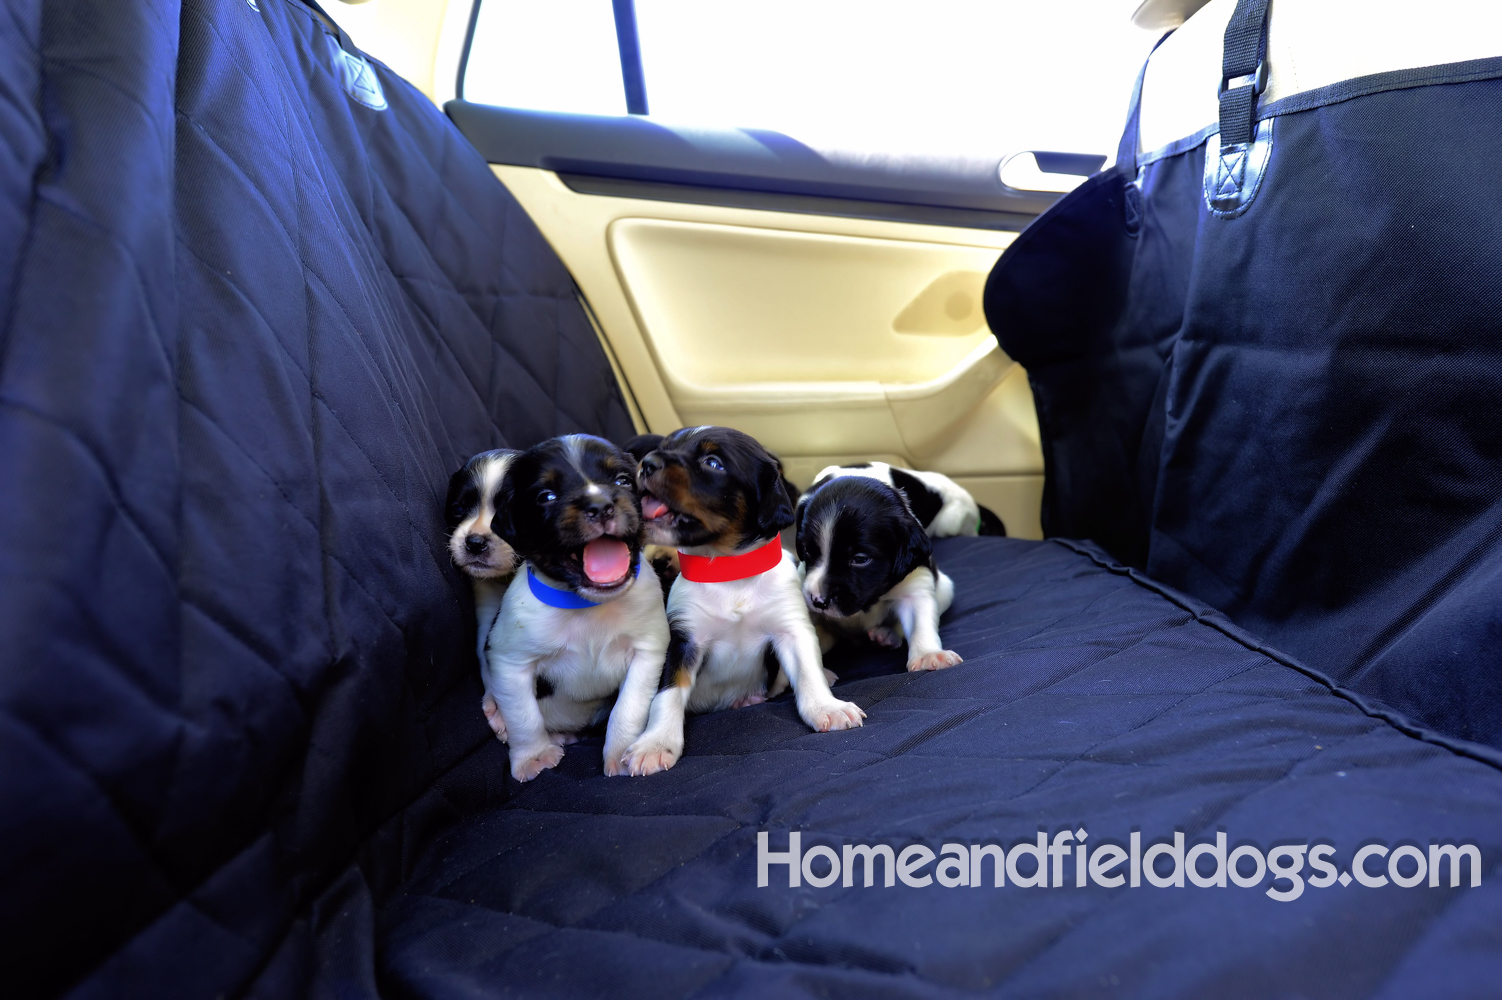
[527, 560, 640, 609]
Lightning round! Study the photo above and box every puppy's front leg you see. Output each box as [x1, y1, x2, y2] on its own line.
[621, 627, 702, 776]
[603, 638, 670, 776]
[476, 580, 509, 741]
[775, 626, 864, 732]
[898, 569, 962, 672]
[489, 656, 563, 781]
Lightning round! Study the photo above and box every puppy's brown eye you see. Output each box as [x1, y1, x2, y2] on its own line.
[702, 455, 724, 473]
[536, 490, 557, 505]
[849, 553, 872, 568]
[613, 474, 633, 488]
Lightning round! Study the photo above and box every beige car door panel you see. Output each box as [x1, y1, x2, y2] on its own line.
[495, 164, 1045, 537]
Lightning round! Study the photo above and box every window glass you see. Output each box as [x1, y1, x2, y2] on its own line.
[463, 0, 1157, 161]
[464, 0, 627, 116]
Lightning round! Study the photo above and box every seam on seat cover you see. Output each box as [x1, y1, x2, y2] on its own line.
[373, 538, 1499, 994]
[1050, 538, 1502, 773]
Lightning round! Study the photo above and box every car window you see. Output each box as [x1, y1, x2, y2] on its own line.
[462, 0, 1158, 165]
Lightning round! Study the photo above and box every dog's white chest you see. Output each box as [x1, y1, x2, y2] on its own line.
[529, 605, 635, 697]
[670, 556, 812, 710]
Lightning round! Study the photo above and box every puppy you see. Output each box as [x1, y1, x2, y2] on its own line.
[485, 434, 668, 782]
[624, 433, 680, 597]
[808, 461, 1006, 538]
[446, 449, 524, 734]
[796, 470, 963, 672]
[619, 426, 864, 777]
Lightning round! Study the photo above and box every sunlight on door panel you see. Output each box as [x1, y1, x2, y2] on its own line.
[609, 218, 1002, 387]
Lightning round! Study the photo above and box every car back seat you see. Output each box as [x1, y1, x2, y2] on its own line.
[4, 0, 1502, 997]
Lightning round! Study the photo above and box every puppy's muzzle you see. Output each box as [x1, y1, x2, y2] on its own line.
[578, 496, 627, 538]
[464, 534, 489, 555]
[807, 591, 832, 611]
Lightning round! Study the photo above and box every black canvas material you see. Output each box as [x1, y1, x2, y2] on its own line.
[986, 31, 1502, 751]
[0, 0, 631, 995]
[6, 0, 1502, 997]
[373, 536, 1502, 999]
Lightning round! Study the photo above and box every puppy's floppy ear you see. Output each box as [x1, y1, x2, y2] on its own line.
[492, 468, 521, 546]
[888, 494, 935, 580]
[624, 433, 665, 464]
[443, 463, 471, 528]
[753, 453, 795, 540]
[793, 496, 808, 563]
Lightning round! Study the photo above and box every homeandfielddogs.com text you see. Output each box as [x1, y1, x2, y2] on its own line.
[757, 831, 1482, 901]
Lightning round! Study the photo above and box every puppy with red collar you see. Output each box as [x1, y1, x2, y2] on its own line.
[619, 426, 864, 777]
[486, 435, 668, 782]
[444, 448, 521, 739]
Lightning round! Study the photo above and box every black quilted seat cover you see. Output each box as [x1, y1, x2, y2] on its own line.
[0, 1, 629, 995]
[6, 1, 1502, 997]
[377, 537, 1502, 999]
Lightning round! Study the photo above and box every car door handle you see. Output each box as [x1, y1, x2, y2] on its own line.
[998, 151, 1106, 194]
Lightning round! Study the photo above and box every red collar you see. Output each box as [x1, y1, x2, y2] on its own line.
[678, 537, 784, 583]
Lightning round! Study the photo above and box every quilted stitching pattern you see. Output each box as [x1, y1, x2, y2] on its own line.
[377, 538, 1502, 999]
[0, 0, 630, 995]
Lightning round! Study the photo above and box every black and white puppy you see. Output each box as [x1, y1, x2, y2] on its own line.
[796, 468, 964, 672]
[486, 434, 668, 782]
[808, 461, 1006, 538]
[620, 426, 864, 776]
[445, 448, 522, 738]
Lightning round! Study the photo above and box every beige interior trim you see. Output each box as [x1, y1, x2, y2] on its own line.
[1139, 0, 1502, 156]
[493, 166, 1046, 538]
[576, 293, 648, 435]
[607, 217, 1000, 385]
[1132, 0, 1213, 30]
[493, 165, 1018, 436]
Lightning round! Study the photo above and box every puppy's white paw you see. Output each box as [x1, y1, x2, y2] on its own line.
[730, 690, 767, 709]
[510, 743, 564, 782]
[620, 738, 681, 776]
[867, 626, 903, 648]
[548, 731, 580, 746]
[481, 693, 507, 742]
[804, 699, 865, 732]
[908, 649, 963, 672]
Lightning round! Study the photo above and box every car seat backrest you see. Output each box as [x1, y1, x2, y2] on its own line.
[985, 0, 1502, 757]
[0, 0, 632, 994]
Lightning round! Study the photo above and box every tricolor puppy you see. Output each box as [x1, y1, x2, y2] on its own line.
[620, 426, 864, 777]
[797, 466, 971, 672]
[807, 461, 1006, 538]
[444, 448, 522, 737]
[624, 433, 680, 598]
[485, 435, 668, 782]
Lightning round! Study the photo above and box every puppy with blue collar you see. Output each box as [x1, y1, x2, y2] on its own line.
[486, 435, 668, 782]
[618, 426, 864, 777]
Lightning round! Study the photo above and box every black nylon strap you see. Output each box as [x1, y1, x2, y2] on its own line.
[1116, 31, 1176, 175]
[1218, 0, 1271, 145]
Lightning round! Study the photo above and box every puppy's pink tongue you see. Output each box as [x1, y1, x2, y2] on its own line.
[641, 495, 669, 520]
[583, 538, 631, 585]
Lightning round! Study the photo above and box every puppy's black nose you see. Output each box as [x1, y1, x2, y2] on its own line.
[464, 534, 488, 554]
[810, 594, 831, 610]
[582, 498, 613, 521]
[639, 454, 661, 477]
